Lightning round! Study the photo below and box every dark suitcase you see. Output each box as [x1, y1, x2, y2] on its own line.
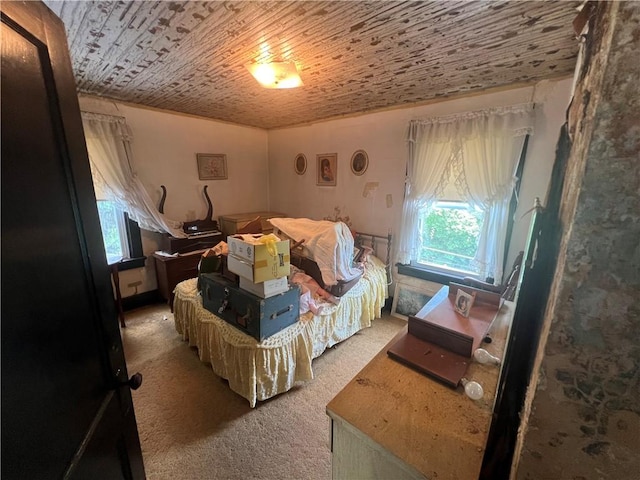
[200, 273, 299, 341]
[289, 252, 362, 297]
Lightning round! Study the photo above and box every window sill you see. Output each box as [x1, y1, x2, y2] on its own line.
[396, 263, 466, 285]
[117, 256, 147, 271]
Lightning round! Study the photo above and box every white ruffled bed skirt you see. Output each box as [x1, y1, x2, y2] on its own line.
[173, 257, 388, 407]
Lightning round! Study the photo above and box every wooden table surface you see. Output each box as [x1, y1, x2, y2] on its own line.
[326, 301, 514, 479]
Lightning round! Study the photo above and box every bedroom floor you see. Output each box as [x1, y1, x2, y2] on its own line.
[120, 302, 405, 480]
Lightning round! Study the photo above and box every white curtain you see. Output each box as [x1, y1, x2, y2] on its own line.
[397, 104, 534, 282]
[397, 121, 457, 264]
[81, 111, 186, 238]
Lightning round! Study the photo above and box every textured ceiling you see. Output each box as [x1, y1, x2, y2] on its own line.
[44, 1, 580, 129]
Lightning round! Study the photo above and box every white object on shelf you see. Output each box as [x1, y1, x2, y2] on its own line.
[461, 378, 484, 400]
[473, 348, 501, 365]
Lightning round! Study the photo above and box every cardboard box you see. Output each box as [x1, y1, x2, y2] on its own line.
[239, 276, 289, 298]
[226, 235, 290, 282]
[218, 212, 285, 237]
[227, 234, 288, 262]
[227, 252, 290, 283]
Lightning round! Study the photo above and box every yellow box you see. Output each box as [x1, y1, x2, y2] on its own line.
[227, 235, 290, 283]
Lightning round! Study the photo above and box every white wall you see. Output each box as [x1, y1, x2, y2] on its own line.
[80, 78, 570, 298]
[267, 78, 572, 281]
[79, 96, 269, 297]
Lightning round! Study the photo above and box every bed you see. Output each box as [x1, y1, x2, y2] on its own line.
[172, 226, 391, 407]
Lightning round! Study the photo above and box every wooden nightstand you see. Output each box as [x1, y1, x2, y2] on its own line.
[153, 252, 203, 310]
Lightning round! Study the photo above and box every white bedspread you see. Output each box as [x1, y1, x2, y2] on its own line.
[269, 217, 362, 286]
[173, 256, 388, 407]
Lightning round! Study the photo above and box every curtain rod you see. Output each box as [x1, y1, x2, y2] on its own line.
[410, 102, 534, 125]
[80, 110, 127, 123]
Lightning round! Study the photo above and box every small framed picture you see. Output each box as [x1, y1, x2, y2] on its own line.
[350, 149, 368, 176]
[454, 289, 476, 317]
[294, 153, 307, 175]
[391, 282, 440, 320]
[317, 153, 337, 186]
[197, 153, 227, 180]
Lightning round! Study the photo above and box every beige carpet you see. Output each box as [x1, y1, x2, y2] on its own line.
[121, 303, 405, 480]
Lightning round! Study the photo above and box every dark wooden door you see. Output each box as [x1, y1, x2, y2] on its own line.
[1, 2, 145, 479]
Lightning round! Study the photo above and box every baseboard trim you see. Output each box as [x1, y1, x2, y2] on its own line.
[122, 290, 165, 311]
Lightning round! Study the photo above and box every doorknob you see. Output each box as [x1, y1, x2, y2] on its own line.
[119, 372, 143, 390]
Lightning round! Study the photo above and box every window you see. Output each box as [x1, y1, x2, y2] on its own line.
[398, 108, 533, 285]
[414, 201, 484, 277]
[96, 200, 145, 270]
[97, 200, 130, 262]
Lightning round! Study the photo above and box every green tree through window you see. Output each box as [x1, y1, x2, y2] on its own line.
[418, 201, 484, 274]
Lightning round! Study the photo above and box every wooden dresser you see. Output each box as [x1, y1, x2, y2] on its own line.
[153, 251, 204, 310]
[326, 302, 514, 479]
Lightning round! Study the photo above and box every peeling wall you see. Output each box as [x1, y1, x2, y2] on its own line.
[516, 3, 640, 478]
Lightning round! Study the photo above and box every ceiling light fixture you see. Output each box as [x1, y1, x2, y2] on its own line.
[246, 61, 303, 89]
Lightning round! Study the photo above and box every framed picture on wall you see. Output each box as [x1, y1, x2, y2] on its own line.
[391, 282, 439, 320]
[197, 153, 227, 180]
[350, 149, 368, 176]
[317, 153, 337, 186]
[294, 153, 307, 175]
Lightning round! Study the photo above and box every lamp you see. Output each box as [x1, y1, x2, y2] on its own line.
[246, 61, 303, 89]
